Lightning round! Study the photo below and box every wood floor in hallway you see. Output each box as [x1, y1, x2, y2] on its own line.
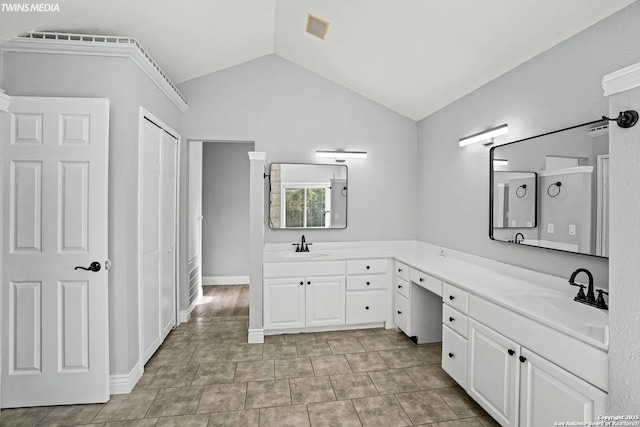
[191, 284, 249, 318]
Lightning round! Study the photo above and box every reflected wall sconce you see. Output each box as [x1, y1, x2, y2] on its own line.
[459, 124, 508, 147]
[493, 159, 508, 166]
[315, 150, 368, 162]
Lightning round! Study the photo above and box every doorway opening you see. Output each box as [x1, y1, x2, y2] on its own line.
[199, 141, 255, 320]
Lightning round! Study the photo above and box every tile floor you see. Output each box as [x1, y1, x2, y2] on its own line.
[0, 286, 499, 427]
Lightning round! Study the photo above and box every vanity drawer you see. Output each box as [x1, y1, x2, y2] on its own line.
[264, 261, 346, 278]
[443, 282, 468, 314]
[346, 291, 387, 324]
[442, 325, 467, 389]
[443, 304, 468, 338]
[395, 277, 410, 299]
[347, 275, 387, 291]
[347, 259, 388, 275]
[395, 294, 410, 334]
[395, 261, 410, 281]
[410, 268, 442, 296]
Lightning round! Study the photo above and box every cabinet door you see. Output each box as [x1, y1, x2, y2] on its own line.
[468, 319, 520, 427]
[264, 278, 305, 329]
[519, 348, 607, 426]
[306, 276, 346, 327]
[442, 325, 467, 389]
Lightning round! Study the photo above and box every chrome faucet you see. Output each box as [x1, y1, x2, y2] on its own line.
[568, 268, 608, 310]
[514, 233, 525, 244]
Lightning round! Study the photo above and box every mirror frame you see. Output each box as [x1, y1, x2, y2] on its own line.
[268, 162, 349, 230]
[489, 118, 607, 258]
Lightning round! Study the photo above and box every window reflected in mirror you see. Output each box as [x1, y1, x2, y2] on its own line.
[269, 163, 347, 229]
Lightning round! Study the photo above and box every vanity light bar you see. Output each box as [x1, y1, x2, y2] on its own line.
[315, 150, 368, 159]
[459, 124, 509, 147]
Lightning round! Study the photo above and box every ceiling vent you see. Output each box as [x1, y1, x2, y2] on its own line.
[306, 14, 329, 40]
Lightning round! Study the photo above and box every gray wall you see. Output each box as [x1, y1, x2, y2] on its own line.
[202, 142, 253, 278]
[608, 84, 640, 412]
[179, 54, 418, 244]
[0, 51, 183, 377]
[417, 2, 640, 287]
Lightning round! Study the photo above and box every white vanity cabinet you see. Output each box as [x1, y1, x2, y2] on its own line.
[518, 348, 606, 426]
[441, 282, 470, 390]
[263, 261, 346, 330]
[264, 275, 346, 329]
[346, 259, 389, 325]
[394, 263, 443, 343]
[468, 319, 520, 426]
[394, 262, 411, 334]
[466, 297, 607, 426]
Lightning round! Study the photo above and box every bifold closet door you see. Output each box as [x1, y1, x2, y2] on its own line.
[141, 118, 177, 364]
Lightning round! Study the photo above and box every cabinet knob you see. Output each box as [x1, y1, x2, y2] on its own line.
[448, 352, 454, 358]
[397, 268, 402, 272]
[366, 265, 370, 270]
[365, 306, 370, 310]
[366, 282, 370, 286]
[397, 310, 402, 314]
[419, 277, 424, 282]
[398, 285, 402, 289]
[449, 295, 455, 300]
[299, 281, 303, 286]
[307, 281, 311, 285]
[449, 317, 454, 322]
[519, 356, 527, 363]
[507, 349, 515, 356]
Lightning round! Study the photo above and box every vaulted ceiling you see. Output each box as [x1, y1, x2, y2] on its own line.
[0, 0, 634, 120]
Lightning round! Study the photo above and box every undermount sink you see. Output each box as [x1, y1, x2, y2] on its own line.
[502, 289, 608, 344]
[280, 251, 332, 259]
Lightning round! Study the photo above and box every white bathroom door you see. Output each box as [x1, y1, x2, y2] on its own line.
[1, 96, 110, 407]
[140, 118, 177, 364]
[160, 131, 177, 339]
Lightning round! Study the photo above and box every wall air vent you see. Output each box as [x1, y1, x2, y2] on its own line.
[306, 14, 329, 40]
[588, 123, 609, 137]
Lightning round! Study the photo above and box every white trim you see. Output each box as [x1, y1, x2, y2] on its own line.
[602, 61, 640, 96]
[0, 89, 10, 112]
[109, 363, 142, 395]
[202, 275, 250, 286]
[263, 322, 386, 336]
[180, 285, 202, 323]
[248, 151, 266, 161]
[248, 329, 264, 344]
[0, 34, 188, 112]
[537, 166, 594, 177]
[596, 155, 609, 257]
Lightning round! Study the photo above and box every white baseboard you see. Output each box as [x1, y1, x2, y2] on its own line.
[248, 329, 264, 344]
[180, 286, 202, 323]
[110, 362, 142, 395]
[203, 275, 249, 286]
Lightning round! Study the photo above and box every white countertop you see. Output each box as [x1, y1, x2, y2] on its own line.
[263, 242, 609, 351]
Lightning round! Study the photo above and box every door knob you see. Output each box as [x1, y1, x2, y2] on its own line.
[75, 261, 101, 272]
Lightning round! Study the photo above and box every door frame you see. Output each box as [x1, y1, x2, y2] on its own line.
[595, 154, 609, 257]
[0, 90, 11, 410]
[136, 107, 181, 372]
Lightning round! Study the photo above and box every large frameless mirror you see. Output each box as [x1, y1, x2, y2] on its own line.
[268, 163, 348, 229]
